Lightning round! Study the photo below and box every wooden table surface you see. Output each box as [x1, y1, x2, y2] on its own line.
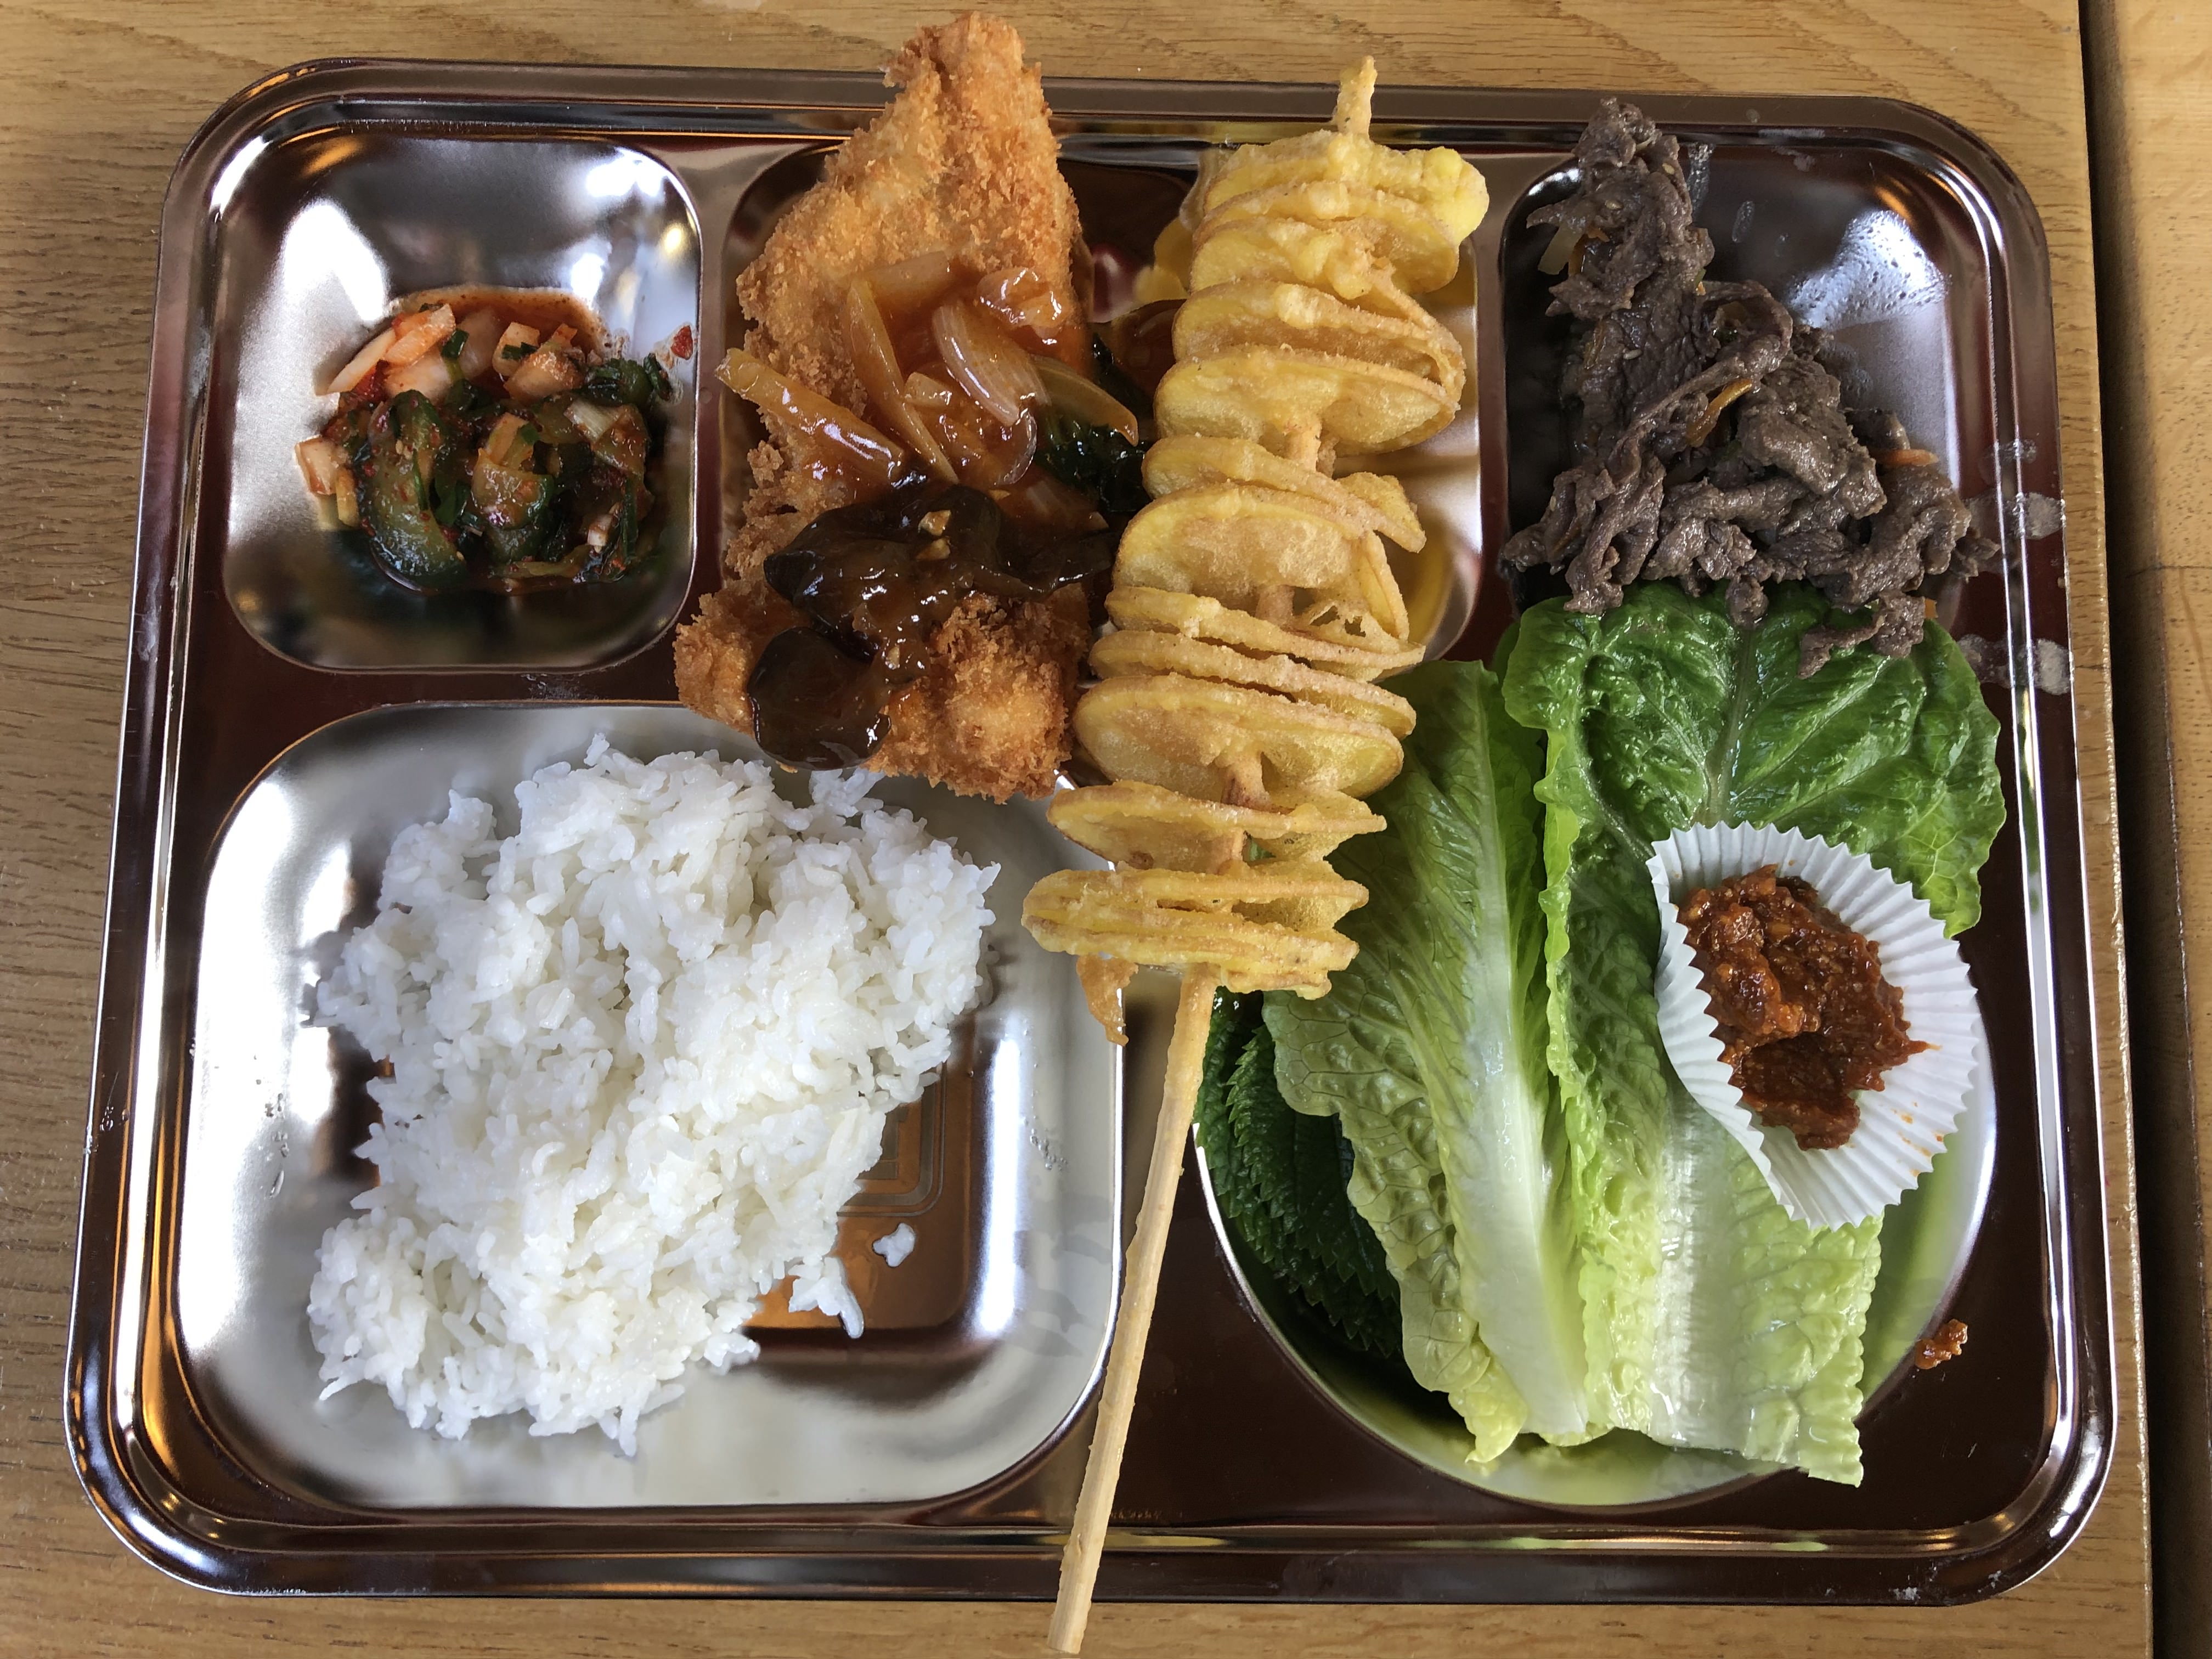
[0, 2, 2154, 1655]
[2085, 2, 2212, 1655]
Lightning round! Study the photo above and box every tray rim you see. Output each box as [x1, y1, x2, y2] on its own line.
[67, 54, 2115, 1607]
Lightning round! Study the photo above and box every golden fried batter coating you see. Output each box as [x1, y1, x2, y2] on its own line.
[672, 14, 1089, 801]
[675, 577, 1091, 806]
[1021, 60, 1485, 998]
[736, 16, 1082, 426]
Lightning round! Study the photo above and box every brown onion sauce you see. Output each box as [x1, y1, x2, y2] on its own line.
[745, 261, 1115, 770]
[877, 264, 1063, 487]
[880, 262, 1090, 374]
[751, 478, 1114, 768]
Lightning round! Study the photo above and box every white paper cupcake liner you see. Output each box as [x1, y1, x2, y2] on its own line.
[1646, 823, 1985, 1230]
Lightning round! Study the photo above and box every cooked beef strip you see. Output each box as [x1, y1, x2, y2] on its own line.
[1500, 99, 1998, 675]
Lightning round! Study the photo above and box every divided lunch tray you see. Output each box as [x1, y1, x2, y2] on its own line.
[70, 60, 2113, 1604]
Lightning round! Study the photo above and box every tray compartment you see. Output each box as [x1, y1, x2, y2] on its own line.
[171, 702, 1119, 1509]
[1500, 142, 1996, 557]
[212, 132, 701, 670]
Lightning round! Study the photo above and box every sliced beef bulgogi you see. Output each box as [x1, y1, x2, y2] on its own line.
[1499, 100, 1996, 675]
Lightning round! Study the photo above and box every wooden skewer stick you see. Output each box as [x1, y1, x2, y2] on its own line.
[1047, 965, 1223, 1655]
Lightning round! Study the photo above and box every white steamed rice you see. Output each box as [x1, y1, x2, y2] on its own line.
[306, 738, 995, 1451]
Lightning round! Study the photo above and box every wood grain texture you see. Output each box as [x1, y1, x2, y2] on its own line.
[0, 2, 2142, 1656]
[2083, 2, 2212, 1654]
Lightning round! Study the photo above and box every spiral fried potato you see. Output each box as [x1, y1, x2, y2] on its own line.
[1048, 781, 1382, 871]
[1022, 59, 1486, 1030]
[1114, 481, 1412, 647]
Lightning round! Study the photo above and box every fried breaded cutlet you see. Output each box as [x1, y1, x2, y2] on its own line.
[674, 13, 1092, 802]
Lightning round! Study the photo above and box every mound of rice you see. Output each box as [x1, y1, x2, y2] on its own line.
[306, 738, 996, 1451]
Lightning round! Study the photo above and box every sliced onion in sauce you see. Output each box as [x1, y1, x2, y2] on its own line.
[1683, 376, 1756, 448]
[843, 280, 957, 483]
[972, 410, 1039, 490]
[931, 298, 1046, 427]
[905, 370, 956, 410]
[1031, 353, 1140, 442]
[978, 411, 1035, 491]
[868, 250, 960, 314]
[1537, 219, 1583, 275]
[719, 348, 910, 496]
[926, 400, 1037, 490]
[979, 266, 1068, 332]
[843, 280, 904, 399]
[977, 265, 1085, 365]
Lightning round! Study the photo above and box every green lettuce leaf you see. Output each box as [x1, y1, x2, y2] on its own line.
[1499, 582, 2002, 1483]
[1267, 661, 1588, 1456]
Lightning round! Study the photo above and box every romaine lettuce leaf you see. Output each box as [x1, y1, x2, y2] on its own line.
[1267, 661, 1588, 1455]
[1499, 582, 2002, 1483]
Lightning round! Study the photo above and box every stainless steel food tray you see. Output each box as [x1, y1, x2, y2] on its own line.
[71, 59, 2111, 1605]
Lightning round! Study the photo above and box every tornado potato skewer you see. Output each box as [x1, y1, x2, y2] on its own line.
[1023, 61, 1486, 1652]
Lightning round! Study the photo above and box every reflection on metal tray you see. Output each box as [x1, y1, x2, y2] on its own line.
[71, 59, 2109, 1606]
